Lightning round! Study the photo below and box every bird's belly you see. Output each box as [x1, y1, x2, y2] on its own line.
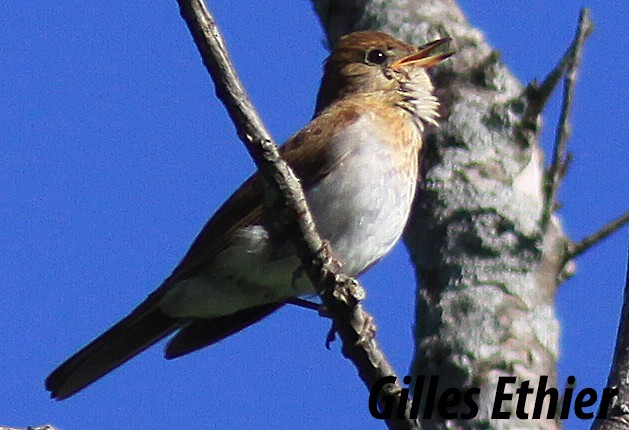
[161, 120, 418, 318]
[306, 149, 415, 276]
[161, 226, 305, 317]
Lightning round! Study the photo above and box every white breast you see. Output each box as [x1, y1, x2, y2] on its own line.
[306, 114, 418, 276]
[160, 114, 419, 318]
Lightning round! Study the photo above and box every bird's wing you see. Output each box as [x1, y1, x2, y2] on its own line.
[44, 104, 363, 399]
[163, 102, 361, 286]
[164, 172, 265, 284]
[164, 302, 286, 359]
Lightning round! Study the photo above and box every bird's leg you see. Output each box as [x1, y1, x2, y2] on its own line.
[286, 297, 338, 349]
[286, 297, 320, 311]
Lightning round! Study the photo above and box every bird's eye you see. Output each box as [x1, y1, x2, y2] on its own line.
[365, 48, 387, 65]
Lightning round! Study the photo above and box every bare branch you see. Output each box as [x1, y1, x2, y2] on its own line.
[591, 248, 629, 430]
[541, 8, 594, 229]
[569, 210, 629, 261]
[0, 427, 57, 430]
[524, 9, 593, 122]
[175, 0, 418, 428]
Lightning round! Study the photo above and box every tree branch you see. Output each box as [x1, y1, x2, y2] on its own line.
[175, 0, 419, 428]
[310, 2, 595, 429]
[591, 248, 629, 430]
[568, 210, 629, 261]
[524, 9, 593, 121]
[540, 8, 594, 230]
[0, 427, 57, 430]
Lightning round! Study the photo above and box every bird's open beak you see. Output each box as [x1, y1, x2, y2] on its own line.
[391, 38, 453, 70]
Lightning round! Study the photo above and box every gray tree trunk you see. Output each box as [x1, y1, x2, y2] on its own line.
[311, 1, 572, 429]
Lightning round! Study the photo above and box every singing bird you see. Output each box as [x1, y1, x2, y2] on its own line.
[46, 31, 451, 399]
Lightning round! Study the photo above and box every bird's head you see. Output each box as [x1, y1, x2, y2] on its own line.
[314, 31, 452, 122]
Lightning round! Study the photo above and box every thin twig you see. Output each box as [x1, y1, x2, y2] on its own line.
[591, 247, 629, 430]
[540, 8, 594, 230]
[524, 9, 593, 124]
[568, 210, 629, 261]
[176, 1, 418, 428]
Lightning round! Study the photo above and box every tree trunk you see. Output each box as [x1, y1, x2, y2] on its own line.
[312, 1, 573, 429]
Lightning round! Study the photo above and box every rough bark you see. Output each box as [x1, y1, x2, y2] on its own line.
[312, 1, 574, 429]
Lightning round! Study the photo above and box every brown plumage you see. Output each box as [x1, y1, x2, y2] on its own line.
[45, 31, 451, 400]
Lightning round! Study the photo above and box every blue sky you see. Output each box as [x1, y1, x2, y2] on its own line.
[1, 1, 627, 429]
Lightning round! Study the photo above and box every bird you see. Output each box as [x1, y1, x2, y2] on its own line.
[45, 31, 452, 400]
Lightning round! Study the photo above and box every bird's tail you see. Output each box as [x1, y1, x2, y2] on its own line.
[45, 299, 180, 400]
